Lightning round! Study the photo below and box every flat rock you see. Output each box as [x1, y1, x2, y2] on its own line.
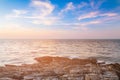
[0, 56, 119, 80]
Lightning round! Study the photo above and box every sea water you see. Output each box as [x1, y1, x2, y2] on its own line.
[0, 39, 120, 66]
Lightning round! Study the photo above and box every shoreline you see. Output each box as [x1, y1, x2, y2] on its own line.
[0, 56, 120, 80]
[0, 55, 118, 67]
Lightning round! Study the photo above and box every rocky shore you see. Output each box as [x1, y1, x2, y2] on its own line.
[0, 56, 120, 80]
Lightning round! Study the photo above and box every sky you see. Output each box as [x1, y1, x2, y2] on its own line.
[0, 0, 120, 39]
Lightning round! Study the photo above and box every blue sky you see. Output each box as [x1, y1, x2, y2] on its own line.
[0, 0, 120, 39]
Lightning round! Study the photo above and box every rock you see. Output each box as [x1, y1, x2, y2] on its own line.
[85, 73, 101, 80]
[62, 74, 84, 80]
[11, 74, 23, 80]
[35, 56, 53, 64]
[110, 63, 120, 79]
[69, 67, 85, 74]
[0, 56, 119, 80]
[23, 73, 42, 80]
[102, 71, 119, 80]
[71, 58, 96, 65]
[5, 64, 17, 67]
[0, 77, 13, 80]
[24, 75, 34, 80]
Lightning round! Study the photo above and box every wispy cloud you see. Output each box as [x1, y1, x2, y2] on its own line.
[4, 0, 120, 30]
[78, 11, 118, 20]
[59, 2, 75, 15]
[101, 13, 118, 17]
[30, 0, 54, 18]
[90, 0, 105, 9]
[29, 0, 59, 25]
[5, 0, 59, 25]
[78, 11, 99, 20]
[77, 2, 88, 9]
[31, 17, 59, 25]
[6, 9, 27, 18]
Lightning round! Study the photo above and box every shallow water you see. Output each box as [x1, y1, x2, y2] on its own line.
[0, 39, 120, 66]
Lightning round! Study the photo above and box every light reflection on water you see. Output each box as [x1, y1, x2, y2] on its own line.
[0, 39, 120, 66]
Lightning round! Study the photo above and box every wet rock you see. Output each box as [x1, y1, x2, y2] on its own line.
[35, 56, 53, 64]
[85, 73, 101, 80]
[62, 74, 84, 80]
[71, 58, 96, 65]
[0, 56, 119, 80]
[109, 63, 120, 79]
[102, 71, 119, 80]
[5, 64, 18, 67]
[11, 74, 23, 80]
[0, 77, 13, 80]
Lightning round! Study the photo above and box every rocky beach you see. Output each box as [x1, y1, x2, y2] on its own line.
[0, 56, 119, 80]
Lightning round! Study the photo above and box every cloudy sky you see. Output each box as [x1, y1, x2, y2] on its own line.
[0, 0, 120, 39]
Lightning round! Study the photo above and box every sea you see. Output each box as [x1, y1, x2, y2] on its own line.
[0, 39, 120, 66]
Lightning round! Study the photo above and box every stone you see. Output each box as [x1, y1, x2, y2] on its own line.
[103, 71, 119, 80]
[85, 73, 101, 80]
[0, 56, 119, 80]
[0, 77, 13, 80]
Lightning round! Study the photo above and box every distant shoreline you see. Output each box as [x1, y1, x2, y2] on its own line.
[0, 39, 120, 40]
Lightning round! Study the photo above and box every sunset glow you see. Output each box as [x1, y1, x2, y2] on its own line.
[0, 0, 120, 39]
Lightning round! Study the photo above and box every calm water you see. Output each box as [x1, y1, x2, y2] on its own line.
[0, 39, 120, 66]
